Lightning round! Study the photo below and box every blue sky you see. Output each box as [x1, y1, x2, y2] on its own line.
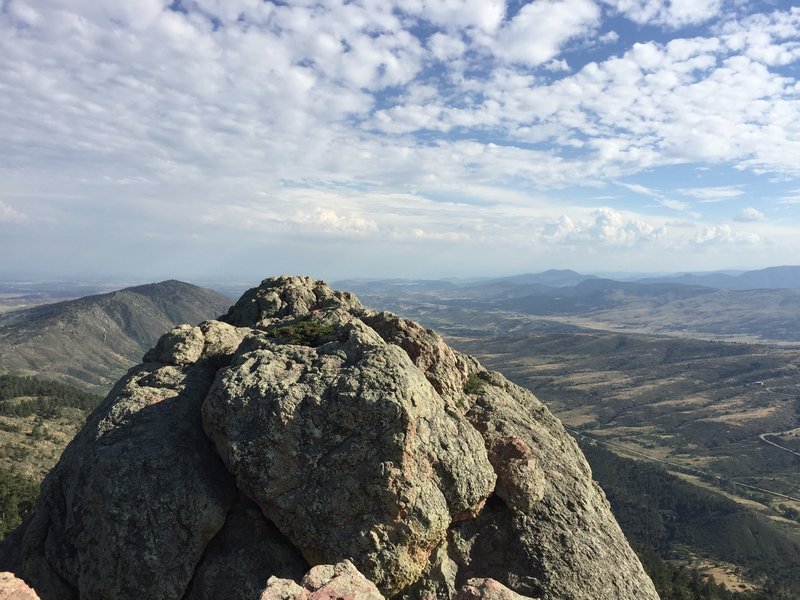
[1, 0, 799, 281]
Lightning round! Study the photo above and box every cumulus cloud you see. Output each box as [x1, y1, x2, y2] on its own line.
[3, 1, 799, 197]
[544, 58, 571, 72]
[495, 0, 601, 67]
[734, 207, 766, 222]
[599, 30, 620, 44]
[544, 208, 664, 246]
[602, 0, 724, 28]
[696, 224, 760, 244]
[293, 208, 379, 235]
[427, 32, 467, 61]
[403, 0, 506, 33]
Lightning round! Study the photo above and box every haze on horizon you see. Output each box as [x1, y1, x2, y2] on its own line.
[1, 0, 799, 282]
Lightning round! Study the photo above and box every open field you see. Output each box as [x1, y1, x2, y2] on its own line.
[693, 558, 758, 594]
[448, 330, 800, 504]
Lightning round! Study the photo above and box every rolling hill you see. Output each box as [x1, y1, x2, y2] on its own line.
[0, 280, 232, 392]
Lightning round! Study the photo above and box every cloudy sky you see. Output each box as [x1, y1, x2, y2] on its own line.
[1, 0, 799, 281]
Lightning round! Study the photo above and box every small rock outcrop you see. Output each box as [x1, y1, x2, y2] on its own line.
[260, 561, 384, 600]
[455, 578, 536, 600]
[0, 276, 659, 600]
[0, 572, 40, 600]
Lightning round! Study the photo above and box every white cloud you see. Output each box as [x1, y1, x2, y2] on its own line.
[427, 32, 467, 61]
[720, 8, 800, 66]
[618, 182, 659, 196]
[2, 1, 800, 278]
[495, 0, 601, 67]
[293, 208, 379, 235]
[602, 0, 723, 28]
[404, 228, 470, 241]
[677, 186, 745, 201]
[617, 183, 697, 215]
[544, 208, 664, 246]
[696, 224, 760, 244]
[660, 198, 692, 211]
[3, 1, 799, 200]
[599, 30, 620, 44]
[401, 0, 506, 33]
[0, 200, 27, 223]
[544, 58, 571, 72]
[734, 207, 766, 222]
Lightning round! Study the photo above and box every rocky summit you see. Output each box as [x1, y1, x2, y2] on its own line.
[0, 276, 659, 600]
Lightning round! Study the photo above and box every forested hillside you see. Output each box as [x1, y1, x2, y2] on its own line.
[581, 440, 800, 599]
[0, 374, 104, 536]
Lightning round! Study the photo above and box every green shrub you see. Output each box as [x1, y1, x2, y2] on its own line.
[268, 320, 335, 347]
[0, 468, 39, 539]
[464, 373, 484, 394]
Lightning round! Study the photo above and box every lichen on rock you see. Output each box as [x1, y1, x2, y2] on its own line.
[202, 294, 496, 596]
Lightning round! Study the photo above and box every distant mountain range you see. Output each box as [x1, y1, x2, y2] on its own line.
[340, 267, 800, 344]
[635, 266, 800, 290]
[0, 280, 232, 392]
[338, 266, 800, 296]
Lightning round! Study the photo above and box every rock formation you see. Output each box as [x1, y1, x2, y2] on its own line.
[0, 276, 659, 600]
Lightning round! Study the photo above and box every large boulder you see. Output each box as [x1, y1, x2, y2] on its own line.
[203, 314, 496, 595]
[0, 276, 659, 600]
[0, 322, 244, 600]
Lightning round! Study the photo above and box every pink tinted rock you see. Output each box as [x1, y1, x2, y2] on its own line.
[259, 576, 309, 600]
[260, 561, 384, 600]
[455, 578, 537, 600]
[0, 572, 40, 600]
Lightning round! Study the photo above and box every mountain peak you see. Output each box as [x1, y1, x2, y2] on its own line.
[219, 275, 362, 328]
[0, 276, 657, 600]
